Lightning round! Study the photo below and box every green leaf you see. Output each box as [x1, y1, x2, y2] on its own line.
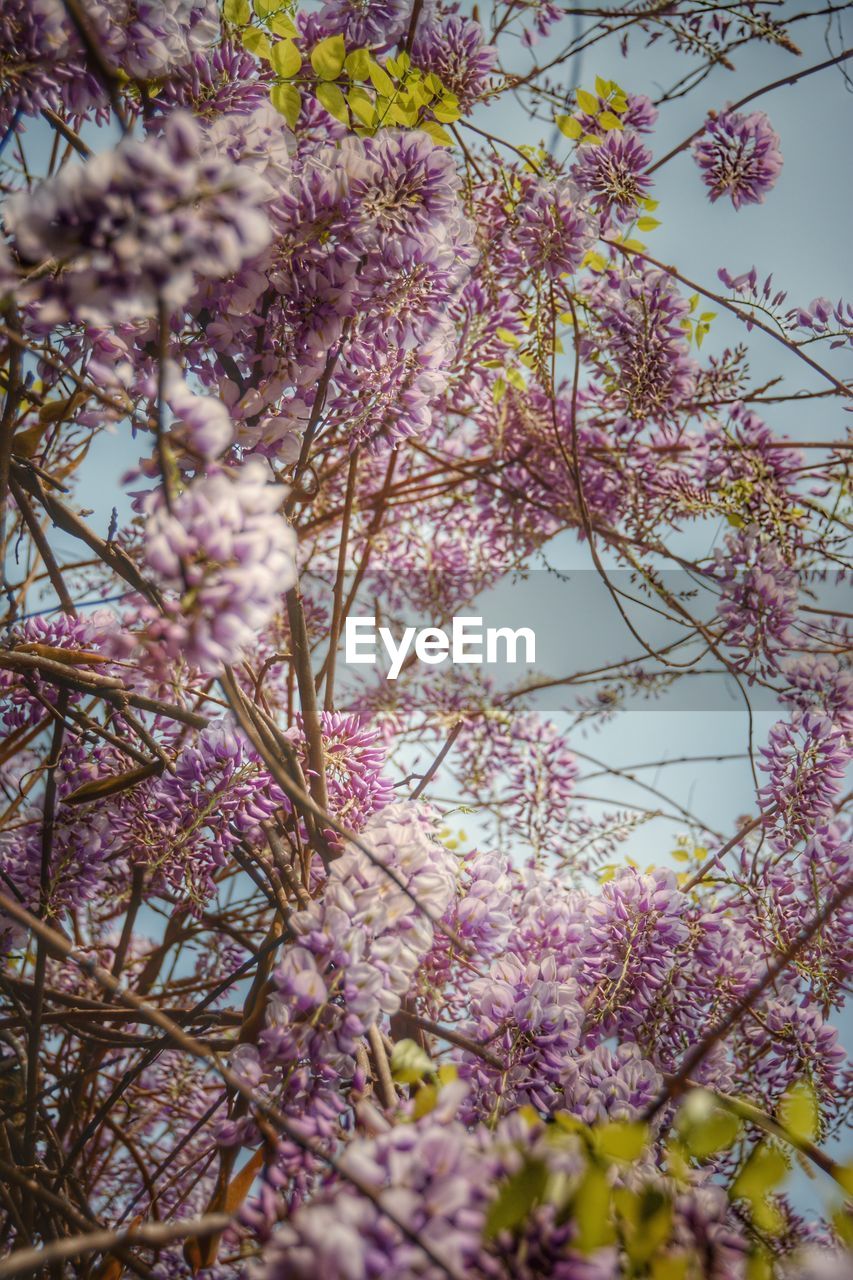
[368, 58, 395, 97]
[731, 1143, 789, 1203]
[311, 34, 346, 80]
[345, 48, 371, 80]
[348, 86, 376, 127]
[269, 13, 298, 38]
[484, 1158, 548, 1239]
[779, 1080, 819, 1144]
[496, 327, 520, 347]
[599, 111, 623, 131]
[556, 114, 582, 140]
[271, 82, 301, 126]
[595, 75, 611, 98]
[412, 1083, 437, 1118]
[492, 375, 507, 404]
[420, 120, 454, 147]
[637, 216, 661, 231]
[580, 133, 602, 147]
[595, 1121, 648, 1163]
[390, 1038, 434, 1085]
[651, 1256, 689, 1280]
[242, 27, 272, 58]
[386, 52, 410, 77]
[432, 99, 461, 123]
[682, 1112, 739, 1159]
[271, 39, 302, 77]
[224, 0, 250, 23]
[573, 1166, 614, 1253]
[316, 80, 349, 122]
[576, 88, 599, 114]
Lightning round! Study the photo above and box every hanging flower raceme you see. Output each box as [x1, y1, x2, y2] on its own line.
[712, 527, 799, 676]
[4, 111, 271, 322]
[410, 15, 498, 109]
[504, 177, 594, 281]
[571, 129, 654, 223]
[142, 458, 297, 670]
[692, 108, 783, 208]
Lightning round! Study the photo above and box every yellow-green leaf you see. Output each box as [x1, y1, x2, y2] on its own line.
[316, 80, 349, 122]
[484, 1158, 548, 1239]
[368, 58, 395, 97]
[432, 100, 461, 123]
[311, 34, 346, 80]
[599, 111, 623, 131]
[269, 13, 298, 38]
[345, 47, 370, 80]
[224, 0, 250, 23]
[271, 38, 302, 77]
[574, 1166, 614, 1253]
[576, 88, 600, 114]
[779, 1080, 819, 1144]
[731, 1143, 789, 1203]
[651, 1256, 689, 1280]
[556, 114, 582, 140]
[348, 86, 376, 127]
[637, 216, 661, 231]
[595, 75, 611, 97]
[271, 82, 301, 126]
[242, 27, 272, 59]
[412, 1083, 438, 1119]
[390, 1038, 434, 1085]
[595, 1121, 648, 1163]
[420, 119, 453, 147]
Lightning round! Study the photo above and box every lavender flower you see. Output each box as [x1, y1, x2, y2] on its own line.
[311, 0, 411, 48]
[571, 131, 653, 222]
[162, 363, 234, 460]
[411, 16, 498, 109]
[142, 458, 297, 670]
[759, 711, 849, 847]
[583, 267, 696, 419]
[265, 803, 457, 1064]
[5, 112, 271, 322]
[692, 109, 783, 208]
[505, 178, 594, 280]
[712, 528, 799, 675]
[156, 41, 270, 119]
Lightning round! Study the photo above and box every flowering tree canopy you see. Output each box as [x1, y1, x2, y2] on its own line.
[0, 2, 851, 1279]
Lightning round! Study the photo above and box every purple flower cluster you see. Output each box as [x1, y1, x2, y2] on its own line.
[311, 0, 411, 48]
[571, 130, 654, 223]
[411, 15, 498, 109]
[504, 178, 594, 280]
[262, 804, 457, 1066]
[712, 527, 799, 675]
[287, 711, 395, 831]
[759, 711, 849, 847]
[5, 112, 271, 323]
[583, 267, 696, 419]
[142, 458, 297, 670]
[692, 108, 783, 209]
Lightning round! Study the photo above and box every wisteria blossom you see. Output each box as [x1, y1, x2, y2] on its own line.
[692, 108, 783, 208]
[0, 2, 850, 1278]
